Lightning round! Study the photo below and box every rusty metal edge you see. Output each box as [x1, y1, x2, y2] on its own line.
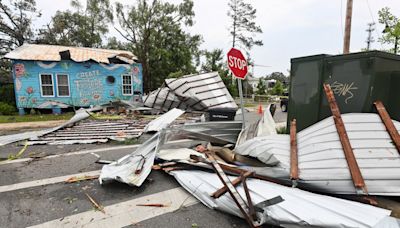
[374, 100, 400, 154]
[323, 84, 367, 194]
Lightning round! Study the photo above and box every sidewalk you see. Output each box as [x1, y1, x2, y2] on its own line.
[0, 120, 66, 132]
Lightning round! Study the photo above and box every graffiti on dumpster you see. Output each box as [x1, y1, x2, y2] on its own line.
[330, 81, 358, 104]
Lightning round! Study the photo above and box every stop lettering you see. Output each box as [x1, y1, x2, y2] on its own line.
[227, 48, 248, 79]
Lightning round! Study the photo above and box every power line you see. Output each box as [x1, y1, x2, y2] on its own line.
[365, 22, 375, 50]
[365, 0, 383, 49]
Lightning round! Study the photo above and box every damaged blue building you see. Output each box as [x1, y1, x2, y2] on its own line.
[4, 44, 143, 114]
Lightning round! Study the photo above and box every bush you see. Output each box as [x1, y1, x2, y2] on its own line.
[0, 102, 16, 115]
[0, 84, 16, 106]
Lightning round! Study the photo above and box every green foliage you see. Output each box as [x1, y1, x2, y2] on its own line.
[277, 126, 287, 134]
[0, 84, 16, 106]
[201, 49, 224, 72]
[228, 0, 263, 51]
[0, 0, 40, 52]
[378, 7, 400, 54]
[0, 113, 74, 123]
[0, 102, 16, 115]
[115, 0, 201, 91]
[105, 37, 127, 50]
[270, 80, 284, 96]
[256, 78, 266, 95]
[37, 0, 113, 47]
[167, 70, 185, 79]
[0, 0, 41, 84]
[265, 72, 289, 85]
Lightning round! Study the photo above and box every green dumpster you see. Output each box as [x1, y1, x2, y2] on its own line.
[287, 51, 400, 132]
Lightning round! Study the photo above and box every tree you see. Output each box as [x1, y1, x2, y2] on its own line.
[0, 0, 41, 87]
[228, 0, 263, 50]
[265, 72, 289, 86]
[270, 80, 284, 96]
[201, 49, 223, 72]
[0, 0, 40, 53]
[37, 0, 113, 47]
[378, 7, 400, 54]
[115, 0, 201, 92]
[256, 78, 266, 95]
[104, 37, 127, 50]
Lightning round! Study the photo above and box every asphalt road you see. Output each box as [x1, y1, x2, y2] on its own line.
[0, 108, 287, 228]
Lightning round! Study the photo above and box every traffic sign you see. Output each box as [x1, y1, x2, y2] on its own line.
[227, 48, 248, 79]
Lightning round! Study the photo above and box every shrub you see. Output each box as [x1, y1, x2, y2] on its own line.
[0, 102, 16, 115]
[0, 84, 16, 106]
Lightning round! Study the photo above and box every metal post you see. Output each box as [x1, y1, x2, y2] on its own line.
[238, 78, 246, 129]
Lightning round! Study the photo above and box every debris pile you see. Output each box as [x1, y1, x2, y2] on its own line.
[1, 77, 400, 227]
[97, 84, 400, 227]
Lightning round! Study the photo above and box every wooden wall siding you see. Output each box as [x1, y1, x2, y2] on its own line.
[12, 60, 143, 108]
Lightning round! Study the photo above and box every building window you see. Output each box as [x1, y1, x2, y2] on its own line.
[56, 74, 70, 97]
[122, 75, 132, 95]
[40, 74, 54, 97]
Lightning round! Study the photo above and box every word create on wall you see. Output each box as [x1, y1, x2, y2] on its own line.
[74, 70, 103, 104]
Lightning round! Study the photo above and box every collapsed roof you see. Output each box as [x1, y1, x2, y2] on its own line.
[4, 44, 138, 64]
[143, 72, 238, 112]
[235, 113, 400, 195]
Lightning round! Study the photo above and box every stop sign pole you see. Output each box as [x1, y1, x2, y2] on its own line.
[227, 48, 248, 129]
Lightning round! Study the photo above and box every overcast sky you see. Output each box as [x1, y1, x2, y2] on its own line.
[34, 0, 400, 77]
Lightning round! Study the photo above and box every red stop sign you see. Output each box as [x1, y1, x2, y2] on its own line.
[227, 48, 248, 79]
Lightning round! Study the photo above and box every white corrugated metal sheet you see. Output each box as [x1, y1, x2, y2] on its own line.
[99, 132, 159, 187]
[143, 72, 238, 112]
[170, 170, 393, 227]
[4, 44, 137, 64]
[235, 113, 400, 195]
[144, 108, 185, 132]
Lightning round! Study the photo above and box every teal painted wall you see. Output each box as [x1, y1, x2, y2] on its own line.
[12, 60, 143, 109]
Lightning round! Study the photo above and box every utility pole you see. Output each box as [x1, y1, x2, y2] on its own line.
[365, 22, 375, 51]
[343, 0, 353, 54]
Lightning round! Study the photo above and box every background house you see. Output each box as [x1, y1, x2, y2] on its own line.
[4, 44, 142, 114]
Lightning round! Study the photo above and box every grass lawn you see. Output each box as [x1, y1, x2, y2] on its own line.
[0, 113, 75, 123]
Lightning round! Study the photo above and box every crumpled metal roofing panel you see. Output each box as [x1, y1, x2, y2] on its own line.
[170, 170, 393, 227]
[234, 113, 400, 195]
[143, 72, 238, 112]
[144, 108, 185, 132]
[99, 132, 159, 187]
[4, 44, 137, 64]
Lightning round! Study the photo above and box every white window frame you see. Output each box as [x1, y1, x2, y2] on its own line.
[121, 74, 133, 96]
[39, 73, 55, 97]
[55, 74, 70, 97]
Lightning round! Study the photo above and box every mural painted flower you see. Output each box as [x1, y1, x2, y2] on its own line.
[14, 63, 25, 78]
[109, 90, 114, 96]
[19, 96, 27, 102]
[93, 94, 101, 100]
[132, 66, 139, 75]
[26, 87, 34, 94]
[31, 98, 37, 104]
[81, 98, 89, 105]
